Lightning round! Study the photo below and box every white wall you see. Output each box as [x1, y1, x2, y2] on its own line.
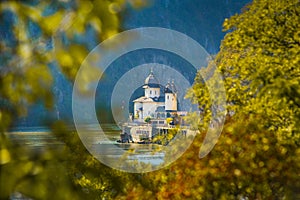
[145, 88, 160, 98]
[165, 93, 177, 111]
[142, 102, 164, 119]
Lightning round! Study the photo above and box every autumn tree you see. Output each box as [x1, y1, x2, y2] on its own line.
[119, 0, 300, 199]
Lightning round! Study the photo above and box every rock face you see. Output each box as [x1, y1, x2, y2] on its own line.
[14, 0, 251, 127]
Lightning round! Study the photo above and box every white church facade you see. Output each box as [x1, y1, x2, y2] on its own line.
[133, 69, 178, 122]
[117, 69, 193, 143]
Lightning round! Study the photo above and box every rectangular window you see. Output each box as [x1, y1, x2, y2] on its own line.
[150, 90, 152, 95]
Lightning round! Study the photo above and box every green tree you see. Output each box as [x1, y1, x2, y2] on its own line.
[144, 116, 151, 123]
[120, 0, 300, 199]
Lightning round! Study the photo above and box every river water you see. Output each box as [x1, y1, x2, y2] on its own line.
[6, 124, 165, 169]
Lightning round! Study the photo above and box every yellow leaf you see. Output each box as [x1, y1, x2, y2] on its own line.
[0, 149, 11, 165]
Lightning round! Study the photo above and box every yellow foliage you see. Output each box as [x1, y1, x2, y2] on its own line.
[0, 1, 147, 199]
[41, 11, 65, 34]
[0, 148, 11, 165]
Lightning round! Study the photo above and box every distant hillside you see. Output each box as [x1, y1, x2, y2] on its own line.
[13, 0, 251, 127]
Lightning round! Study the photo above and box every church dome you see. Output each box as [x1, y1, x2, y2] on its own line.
[144, 70, 160, 88]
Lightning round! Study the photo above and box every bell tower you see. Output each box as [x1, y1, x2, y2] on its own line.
[164, 80, 177, 111]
